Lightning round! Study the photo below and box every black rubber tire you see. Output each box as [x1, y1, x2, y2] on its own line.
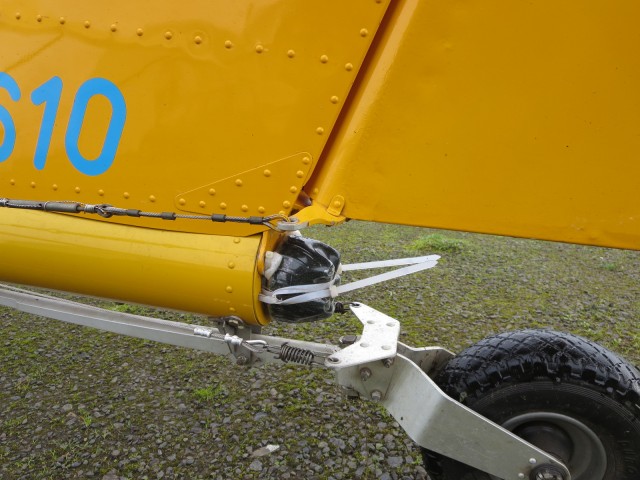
[422, 329, 640, 480]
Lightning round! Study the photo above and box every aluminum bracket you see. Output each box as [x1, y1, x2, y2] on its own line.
[0, 287, 570, 479]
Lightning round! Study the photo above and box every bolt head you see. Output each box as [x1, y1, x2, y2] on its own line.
[370, 390, 383, 401]
[530, 465, 567, 480]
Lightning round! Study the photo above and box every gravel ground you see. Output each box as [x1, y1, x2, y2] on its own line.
[1, 221, 638, 480]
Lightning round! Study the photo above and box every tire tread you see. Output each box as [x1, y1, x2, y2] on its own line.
[422, 329, 640, 480]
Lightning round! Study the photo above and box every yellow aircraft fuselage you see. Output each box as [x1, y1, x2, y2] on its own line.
[1, 1, 638, 324]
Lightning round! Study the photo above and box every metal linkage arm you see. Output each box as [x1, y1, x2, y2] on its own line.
[0, 286, 569, 479]
[328, 303, 571, 480]
[0, 285, 336, 365]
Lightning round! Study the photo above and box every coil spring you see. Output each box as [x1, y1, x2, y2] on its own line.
[278, 343, 315, 365]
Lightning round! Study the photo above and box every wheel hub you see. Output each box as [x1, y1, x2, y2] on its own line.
[502, 412, 607, 480]
[530, 464, 568, 480]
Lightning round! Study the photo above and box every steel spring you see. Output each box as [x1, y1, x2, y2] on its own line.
[278, 343, 315, 365]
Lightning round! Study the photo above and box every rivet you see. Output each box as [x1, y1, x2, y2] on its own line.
[279, 210, 285, 216]
[59, 17, 65, 25]
[263, 169, 271, 177]
[241, 205, 248, 212]
[228, 262, 235, 269]
[255, 44, 264, 53]
[330, 96, 339, 104]
[225, 286, 233, 293]
[529, 458, 537, 465]
[233, 237, 241, 244]
[75, 187, 81, 193]
[98, 189, 104, 196]
[123, 192, 130, 199]
[199, 201, 206, 208]
[345, 63, 354, 71]
[164, 31, 173, 40]
[136, 28, 144, 36]
[313, 188, 319, 195]
[333, 200, 341, 208]
[15, 13, 21, 20]
[208, 188, 216, 196]
[360, 342, 370, 348]
[36, 15, 42, 23]
[316, 127, 324, 135]
[194, 35, 202, 44]
[9, 179, 15, 185]
[360, 28, 369, 37]
[30, 182, 36, 188]
[178, 198, 186, 206]
[235, 179, 243, 187]
[224, 40, 233, 49]
[258, 206, 265, 213]
[219, 202, 227, 210]
[296, 170, 305, 178]
[52, 184, 58, 191]
[229, 307, 236, 313]
[282, 201, 291, 208]
[84, 21, 91, 29]
[320, 54, 329, 63]
[382, 345, 391, 350]
[287, 49, 295, 58]
[110, 24, 117, 32]
[289, 186, 298, 193]
[302, 157, 311, 165]
[149, 195, 156, 202]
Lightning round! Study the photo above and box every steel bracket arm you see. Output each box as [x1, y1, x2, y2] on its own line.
[0, 286, 569, 479]
[328, 304, 571, 480]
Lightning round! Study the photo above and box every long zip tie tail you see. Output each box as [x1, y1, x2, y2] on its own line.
[259, 255, 440, 305]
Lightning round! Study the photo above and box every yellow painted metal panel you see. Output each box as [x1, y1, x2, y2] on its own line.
[0, 209, 268, 324]
[308, 0, 640, 250]
[0, 0, 390, 236]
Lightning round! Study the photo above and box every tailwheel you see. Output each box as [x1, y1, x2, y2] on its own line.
[422, 329, 640, 480]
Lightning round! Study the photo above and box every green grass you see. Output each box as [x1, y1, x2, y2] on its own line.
[192, 384, 227, 403]
[408, 233, 470, 253]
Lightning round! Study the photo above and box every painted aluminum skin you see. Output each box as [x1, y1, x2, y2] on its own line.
[0, 0, 387, 236]
[309, 0, 640, 250]
[0, 0, 638, 324]
[0, 209, 269, 323]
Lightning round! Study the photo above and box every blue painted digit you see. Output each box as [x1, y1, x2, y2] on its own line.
[65, 78, 126, 176]
[31, 76, 63, 170]
[0, 72, 21, 162]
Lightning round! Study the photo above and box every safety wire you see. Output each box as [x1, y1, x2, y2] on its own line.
[0, 197, 289, 230]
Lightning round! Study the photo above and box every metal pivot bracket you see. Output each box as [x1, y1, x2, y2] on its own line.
[326, 303, 571, 480]
[0, 286, 570, 480]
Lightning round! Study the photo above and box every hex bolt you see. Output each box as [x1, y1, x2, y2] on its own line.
[530, 465, 567, 480]
[370, 390, 383, 401]
[360, 368, 372, 382]
[383, 357, 394, 368]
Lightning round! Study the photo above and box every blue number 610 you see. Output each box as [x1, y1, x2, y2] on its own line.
[0, 73, 127, 176]
[31, 76, 127, 176]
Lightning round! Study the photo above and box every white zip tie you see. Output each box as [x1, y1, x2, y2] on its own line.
[259, 255, 440, 305]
